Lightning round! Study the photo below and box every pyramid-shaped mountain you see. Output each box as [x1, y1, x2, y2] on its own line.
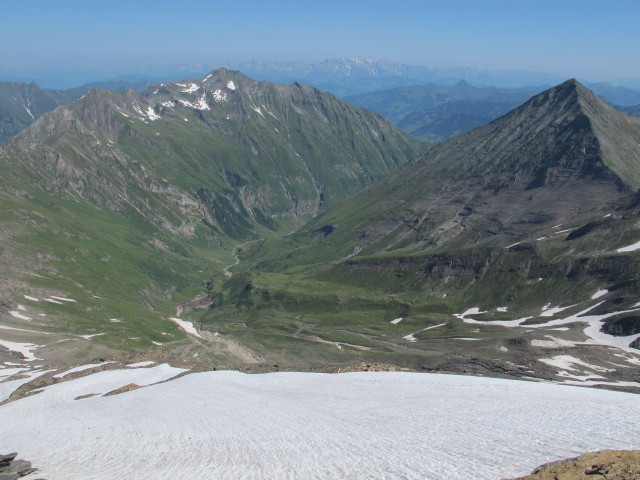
[288, 79, 640, 258]
[208, 79, 640, 375]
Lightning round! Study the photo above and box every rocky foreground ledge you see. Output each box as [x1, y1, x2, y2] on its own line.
[0, 452, 42, 479]
[506, 450, 640, 480]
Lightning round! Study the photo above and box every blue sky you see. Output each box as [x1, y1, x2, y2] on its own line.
[2, 0, 639, 85]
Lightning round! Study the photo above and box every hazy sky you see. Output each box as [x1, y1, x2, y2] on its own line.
[2, 0, 639, 84]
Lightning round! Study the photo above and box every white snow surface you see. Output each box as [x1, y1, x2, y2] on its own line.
[53, 362, 113, 379]
[212, 89, 227, 102]
[539, 304, 575, 317]
[591, 289, 608, 299]
[127, 361, 156, 368]
[8, 311, 31, 321]
[0, 367, 29, 379]
[178, 94, 210, 110]
[539, 355, 614, 373]
[50, 296, 76, 302]
[423, 322, 447, 331]
[251, 105, 265, 117]
[530, 336, 580, 348]
[43, 298, 63, 304]
[0, 339, 41, 361]
[23, 295, 39, 301]
[146, 106, 160, 121]
[1, 370, 639, 480]
[227, 80, 236, 90]
[169, 317, 202, 338]
[390, 317, 403, 324]
[455, 301, 640, 353]
[181, 83, 199, 93]
[617, 239, 640, 252]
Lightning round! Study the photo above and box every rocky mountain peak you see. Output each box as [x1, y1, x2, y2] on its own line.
[418, 79, 640, 189]
[285, 79, 640, 261]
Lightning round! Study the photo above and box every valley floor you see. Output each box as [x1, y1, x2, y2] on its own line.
[1, 366, 639, 480]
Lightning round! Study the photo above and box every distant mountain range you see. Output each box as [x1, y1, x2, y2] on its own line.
[3, 59, 639, 147]
[5, 57, 640, 96]
[346, 79, 640, 143]
[345, 81, 545, 142]
[228, 58, 563, 97]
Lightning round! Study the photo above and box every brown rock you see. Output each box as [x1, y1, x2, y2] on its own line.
[505, 450, 640, 480]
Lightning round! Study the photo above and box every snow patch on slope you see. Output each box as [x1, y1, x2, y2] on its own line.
[179, 95, 210, 110]
[617, 240, 640, 252]
[8, 311, 31, 321]
[591, 289, 608, 299]
[0, 339, 42, 361]
[212, 89, 226, 102]
[169, 318, 203, 338]
[146, 107, 160, 121]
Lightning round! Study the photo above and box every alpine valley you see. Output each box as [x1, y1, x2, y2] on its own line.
[0, 69, 423, 366]
[0, 71, 639, 396]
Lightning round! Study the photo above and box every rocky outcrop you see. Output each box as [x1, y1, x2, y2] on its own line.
[176, 292, 214, 317]
[0, 452, 42, 479]
[505, 450, 640, 480]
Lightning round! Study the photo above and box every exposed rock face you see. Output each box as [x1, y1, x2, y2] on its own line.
[176, 292, 214, 317]
[601, 314, 640, 336]
[0, 452, 42, 479]
[505, 450, 640, 480]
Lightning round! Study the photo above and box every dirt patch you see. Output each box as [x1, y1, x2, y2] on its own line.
[75, 393, 99, 400]
[506, 450, 640, 480]
[337, 362, 410, 372]
[103, 383, 141, 396]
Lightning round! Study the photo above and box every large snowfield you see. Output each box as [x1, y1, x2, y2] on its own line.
[1, 366, 639, 479]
